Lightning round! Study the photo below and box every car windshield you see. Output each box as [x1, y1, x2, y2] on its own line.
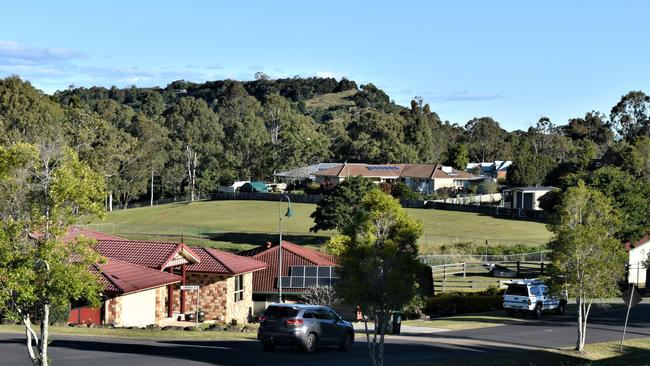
[505, 284, 529, 296]
[263, 306, 300, 319]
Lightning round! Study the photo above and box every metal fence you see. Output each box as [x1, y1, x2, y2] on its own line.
[419, 250, 551, 266]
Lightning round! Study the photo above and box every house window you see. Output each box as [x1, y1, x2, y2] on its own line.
[234, 275, 244, 302]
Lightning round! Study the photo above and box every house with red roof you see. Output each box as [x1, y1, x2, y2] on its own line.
[66, 228, 266, 326]
[239, 240, 338, 314]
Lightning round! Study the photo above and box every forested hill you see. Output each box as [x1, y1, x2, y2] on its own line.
[1, 75, 650, 235]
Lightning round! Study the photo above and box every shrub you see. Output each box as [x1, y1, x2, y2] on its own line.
[425, 292, 503, 316]
[304, 182, 322, 195]
[391, 182, 419, 200]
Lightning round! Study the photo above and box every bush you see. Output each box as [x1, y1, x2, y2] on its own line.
[304, 182, 322, 195]
[391, 182, 419, 200]
[425, 292, 503, 316]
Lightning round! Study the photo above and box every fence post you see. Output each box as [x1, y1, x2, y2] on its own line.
[463, 262, 466, 278]
[540, 262, 544, 276]
[516, 261, 521, 277]
[443, 266, 446, 293]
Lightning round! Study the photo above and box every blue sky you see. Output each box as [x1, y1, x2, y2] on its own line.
[1, 1, 649, 130]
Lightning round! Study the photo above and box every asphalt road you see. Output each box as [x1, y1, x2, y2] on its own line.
[0, 304, 648, 366]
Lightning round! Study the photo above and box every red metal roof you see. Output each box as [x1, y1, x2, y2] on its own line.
[95, 240, 200, 270]
[92, 258, 181, 295]
[187, 247, 267, 275]
[239, 241, 338, 293]
[64, 227, 126, 242]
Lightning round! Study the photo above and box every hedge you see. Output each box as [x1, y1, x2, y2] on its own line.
[425, 292, 503, 316]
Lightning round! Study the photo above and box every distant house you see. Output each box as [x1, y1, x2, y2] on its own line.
[239, 241, 338, 315]
[627, 237, 649, 293]
[66, 228, 266, 326]
[466, 161, 512, 180]
[314, 163, 404, 186]
[506, 186, 555, 210]
[313, 163, 483, 194]
[401, 164, 484, 194]
[275, 163, 343, 182]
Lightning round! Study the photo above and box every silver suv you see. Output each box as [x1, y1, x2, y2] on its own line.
[503, 279, 566, 319]
[258, 304, 354, 353]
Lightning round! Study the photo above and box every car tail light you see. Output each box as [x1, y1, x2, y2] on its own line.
[527, 299, 532, 305]
[284, 319, 304, 326]
[259, 315, 268, 323]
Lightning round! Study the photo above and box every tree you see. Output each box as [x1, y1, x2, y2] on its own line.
[346, 110, 416, 163]
[507, 147, 555, 187]
[327, 190, 423, 366]
[310, 176, 375, 233]
[565, 111, 613, 145]
[215, 81, 268, 182]
[164, 97, 223, 201]
[464, 117, 507, 162]
[610, 91, 650, 141]
[0, 76, 66, 145]
[0, 143, 105, 366]
[546, 182, 626, 352]
[445, 144, 469, 170]
[299, 286, 341, 307]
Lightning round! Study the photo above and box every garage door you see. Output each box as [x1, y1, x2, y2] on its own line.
[120, 289, 156, 327]
[523, 192, 534, 209]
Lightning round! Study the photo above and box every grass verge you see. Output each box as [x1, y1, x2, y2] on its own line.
[0, 324, 258, 340]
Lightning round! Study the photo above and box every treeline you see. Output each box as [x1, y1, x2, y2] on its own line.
[0, 75, 649, 240]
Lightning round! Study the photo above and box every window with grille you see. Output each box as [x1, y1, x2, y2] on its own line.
[278, 266, 338, 288]
[234, 275, 244, 302]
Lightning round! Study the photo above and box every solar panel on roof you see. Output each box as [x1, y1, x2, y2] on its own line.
[279, 266, 339, 288]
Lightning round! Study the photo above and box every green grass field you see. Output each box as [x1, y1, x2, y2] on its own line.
[85, 200, 551, 253]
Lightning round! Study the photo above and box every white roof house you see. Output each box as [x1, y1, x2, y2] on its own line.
[506, 186, 555, 210]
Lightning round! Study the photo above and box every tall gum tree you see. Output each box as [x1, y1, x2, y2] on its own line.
[546, 182, 626, 352]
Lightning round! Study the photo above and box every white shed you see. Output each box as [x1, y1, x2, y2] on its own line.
[508, 186, 555, 210]
[628, 238, 649, 292]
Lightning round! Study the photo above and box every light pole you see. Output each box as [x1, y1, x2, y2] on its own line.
[278, 194, 293, 303]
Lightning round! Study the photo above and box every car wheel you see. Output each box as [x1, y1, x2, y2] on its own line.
[304, 333, 318, 353]
[556, 302, 566, 315]
[533, 304, 543, 319]
[339, 332, 353, 352]
[261, 341, 275, 352]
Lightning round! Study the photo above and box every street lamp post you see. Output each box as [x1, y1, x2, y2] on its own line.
[278, 194, 293, 303]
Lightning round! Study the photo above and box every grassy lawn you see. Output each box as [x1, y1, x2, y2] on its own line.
[402, 311, 527, 331]
[84, 200, 551, 252]
[414, 337, 650, 366]
[0, 324, 258, 340]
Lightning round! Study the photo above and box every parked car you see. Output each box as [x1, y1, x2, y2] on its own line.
[257, 303, 354, 353]
[503, 279, 566, 319]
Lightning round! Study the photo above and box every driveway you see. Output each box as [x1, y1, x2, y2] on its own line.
[0, 304, 647, 366]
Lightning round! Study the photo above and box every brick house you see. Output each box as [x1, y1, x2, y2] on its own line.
[239, 241, 338, 315]
[69, 258, 182, 327]
[67, 228, 266, 325]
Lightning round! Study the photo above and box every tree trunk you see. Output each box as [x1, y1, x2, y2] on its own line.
[150, 170, 154, 207]
[108, 191, 113, 212]
[38, 304, 49, 366]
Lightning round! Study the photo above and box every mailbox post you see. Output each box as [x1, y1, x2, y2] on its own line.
[181, 285, 200, 328]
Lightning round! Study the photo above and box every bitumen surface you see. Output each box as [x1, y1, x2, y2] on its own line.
[0, 304, 648, 366]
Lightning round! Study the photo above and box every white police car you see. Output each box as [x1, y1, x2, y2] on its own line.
[503, 279, 566, 319]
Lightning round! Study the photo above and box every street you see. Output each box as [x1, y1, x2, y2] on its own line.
[1, 304, 648, 366]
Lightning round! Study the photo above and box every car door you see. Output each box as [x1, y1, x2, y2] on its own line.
[314, 308, 336, 344]
[325, 308, 346, 341]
